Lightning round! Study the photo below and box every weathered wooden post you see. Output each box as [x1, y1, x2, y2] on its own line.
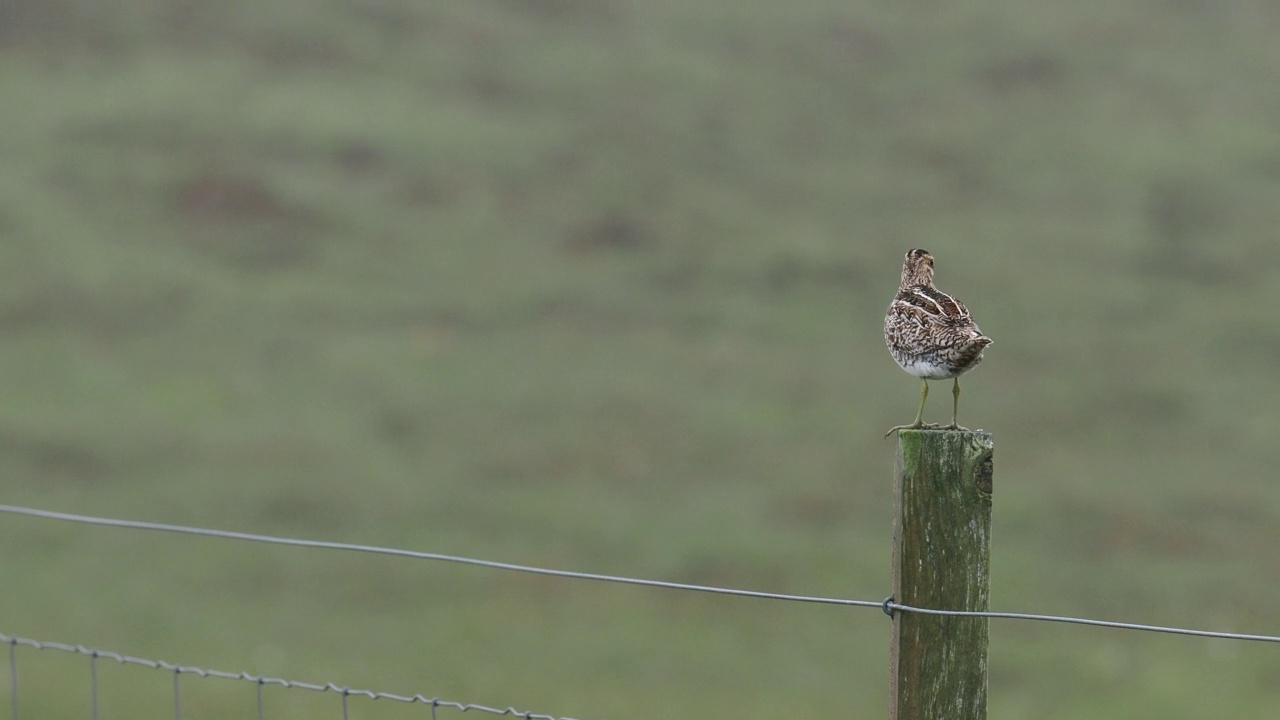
[888, 429, 994, 720]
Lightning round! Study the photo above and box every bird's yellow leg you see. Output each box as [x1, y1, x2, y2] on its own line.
[943, 377, 970, 431]
[885, 379, 932, 437]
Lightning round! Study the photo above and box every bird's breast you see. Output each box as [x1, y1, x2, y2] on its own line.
[892, 355, 963, 380]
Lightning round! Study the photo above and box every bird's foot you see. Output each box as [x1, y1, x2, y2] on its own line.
[884, 421, 941, 438]
[942, 423, 971, 432]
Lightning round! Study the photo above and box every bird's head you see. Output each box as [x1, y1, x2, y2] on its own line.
[900, 248, 934, 288]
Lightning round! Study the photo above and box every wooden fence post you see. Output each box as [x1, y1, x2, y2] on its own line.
[888, 428, 994, 720]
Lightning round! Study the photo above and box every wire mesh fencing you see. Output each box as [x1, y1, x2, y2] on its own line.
[3, 632, 585, 720]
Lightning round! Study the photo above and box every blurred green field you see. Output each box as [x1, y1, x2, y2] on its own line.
[3, 0, 1280, 718]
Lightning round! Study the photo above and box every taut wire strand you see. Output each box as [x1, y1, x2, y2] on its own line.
[0, 504, 874, 608]
[884, 601, 1280, 644]
[4, 503, 1280, 643]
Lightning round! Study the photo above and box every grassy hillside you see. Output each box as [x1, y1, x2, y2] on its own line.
[3, 1, 1280, 718]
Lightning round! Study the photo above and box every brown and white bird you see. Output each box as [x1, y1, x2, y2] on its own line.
[884, 249, 991, 436]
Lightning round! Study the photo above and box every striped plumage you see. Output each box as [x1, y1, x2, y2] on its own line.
[884, 249, 991, 435]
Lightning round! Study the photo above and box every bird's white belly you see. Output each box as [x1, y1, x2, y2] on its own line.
[896, 357, 958, 380]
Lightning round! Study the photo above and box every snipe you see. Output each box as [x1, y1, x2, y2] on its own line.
[884, 249, 991, 436]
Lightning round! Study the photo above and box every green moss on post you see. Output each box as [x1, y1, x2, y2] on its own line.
[889, 429, 994, 720]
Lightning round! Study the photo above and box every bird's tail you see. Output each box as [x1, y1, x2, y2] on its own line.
[955, 334, 992, 365]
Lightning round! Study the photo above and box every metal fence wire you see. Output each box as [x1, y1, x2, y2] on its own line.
[3, 632, 586, 720]
[2, 502, 1279, 720]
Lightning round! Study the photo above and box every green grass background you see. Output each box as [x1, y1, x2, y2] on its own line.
[3, 0, 1280, 717]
